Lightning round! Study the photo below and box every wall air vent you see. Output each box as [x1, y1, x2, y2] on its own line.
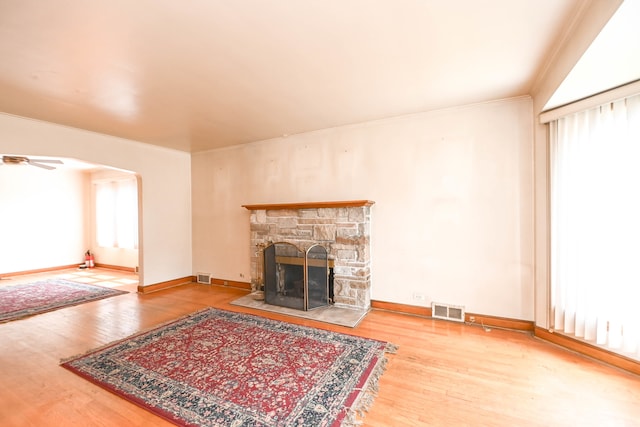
[196, 273, 211, 285]
[431, 302, 465, 322]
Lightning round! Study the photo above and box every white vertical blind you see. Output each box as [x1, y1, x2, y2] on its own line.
[95, 178, 138, 249]
[550, 93, 640, 360]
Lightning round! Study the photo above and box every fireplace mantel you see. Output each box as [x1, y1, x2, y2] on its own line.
[242, 200, 375, 210]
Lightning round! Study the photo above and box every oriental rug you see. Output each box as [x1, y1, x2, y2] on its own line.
[0, 279, 128, 323]
[61, 308, 397, 427]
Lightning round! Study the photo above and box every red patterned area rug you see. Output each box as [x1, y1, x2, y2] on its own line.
[0, 279, 128, 323]
[61, 308, 397, 426]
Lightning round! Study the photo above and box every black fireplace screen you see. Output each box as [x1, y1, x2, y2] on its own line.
[263, 242, 330, 311]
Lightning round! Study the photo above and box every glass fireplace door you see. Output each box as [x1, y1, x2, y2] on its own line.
[264, 242, 305, 310]
[306, 245, 329, 310]
[263, 242, 329, 311]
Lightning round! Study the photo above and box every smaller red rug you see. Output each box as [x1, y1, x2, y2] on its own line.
[62, 308, 397, 426]
[0, 279, 128, 323]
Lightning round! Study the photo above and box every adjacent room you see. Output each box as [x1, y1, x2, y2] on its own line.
[1, 1, 639, 425]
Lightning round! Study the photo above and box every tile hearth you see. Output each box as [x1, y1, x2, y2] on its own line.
[230, 292, 368, 328]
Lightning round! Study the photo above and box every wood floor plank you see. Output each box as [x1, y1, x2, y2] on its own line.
[1, 268, 639, 426]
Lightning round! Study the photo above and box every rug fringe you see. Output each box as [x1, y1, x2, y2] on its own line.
[341, 343, 398, 426]
[385, 342, 399, 354]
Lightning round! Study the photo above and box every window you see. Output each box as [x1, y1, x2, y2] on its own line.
[95, 178, 138, 249]
[550, 93, 640, 360]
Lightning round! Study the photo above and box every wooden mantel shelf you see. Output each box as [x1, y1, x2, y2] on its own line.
[242, 200, 375, 210]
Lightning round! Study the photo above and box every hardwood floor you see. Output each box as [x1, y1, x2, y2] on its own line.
[1, 268, 639, 426]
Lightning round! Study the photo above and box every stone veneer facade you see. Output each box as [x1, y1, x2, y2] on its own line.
[243, 201, 374, 310]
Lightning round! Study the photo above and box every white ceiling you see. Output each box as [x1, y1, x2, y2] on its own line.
[0, 0, 620, 153]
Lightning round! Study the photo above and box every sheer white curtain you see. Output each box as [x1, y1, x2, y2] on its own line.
[550, 93, 640, 360]
[95, 178, 139, 249]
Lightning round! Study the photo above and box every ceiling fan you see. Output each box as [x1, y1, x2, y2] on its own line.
[1, 155, 64, 170]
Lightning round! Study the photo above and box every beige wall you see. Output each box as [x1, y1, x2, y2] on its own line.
[193, 97, 534, 320]
[0, 113, 192, 287]
[0, 165, 88, 273]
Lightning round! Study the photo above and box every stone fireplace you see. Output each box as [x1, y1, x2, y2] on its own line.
[242, 200, 374, 310]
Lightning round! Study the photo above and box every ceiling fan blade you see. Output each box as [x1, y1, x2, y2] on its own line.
[28, 161, 57, 170]
[30, 159, 63, 164]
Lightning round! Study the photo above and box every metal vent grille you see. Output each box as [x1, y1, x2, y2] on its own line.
[196, 273, 211, 284]
[433, 304, 448, 318]
[431, 302, 465, 322]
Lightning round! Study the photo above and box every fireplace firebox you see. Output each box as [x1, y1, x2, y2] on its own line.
[263, 242, 334, 311]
